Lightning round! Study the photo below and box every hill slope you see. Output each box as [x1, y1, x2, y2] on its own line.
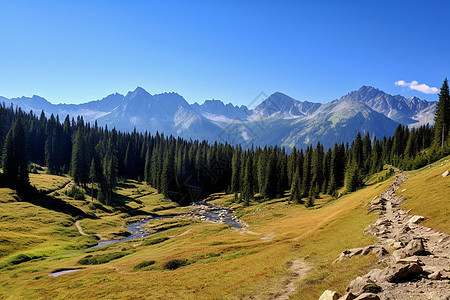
[1, 156, 447, 299]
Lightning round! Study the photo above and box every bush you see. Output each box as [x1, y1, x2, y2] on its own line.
[8, 254, 42, 265]
[163, 259, 188, 270]
[133, 260, 156, 270]
[65, 185, 85, 200]
[78, 252, 130, 265]
[142, 237, 169, 246]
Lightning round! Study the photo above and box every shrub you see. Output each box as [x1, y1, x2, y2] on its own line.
[8, 254, 42, 265]
[163, 259, 188, 270]
[78, 252, 130, 265]
[133, 260, 156, 270]
[65, 185, 85, 200]
[142, 237, 169, 246]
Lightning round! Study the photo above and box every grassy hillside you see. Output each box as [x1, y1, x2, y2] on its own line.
[398, 155, 450, 234]
[0, 159, 447, 299]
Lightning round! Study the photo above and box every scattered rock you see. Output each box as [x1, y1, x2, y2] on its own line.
[319, 290, 340, 300]
[354, 293, 380, 300]
[334, 172, 450, 299]
[428, 271, 441, 280]
[393, 241, 403, 249]
[371, 246, 388, 259]
[396, 257, 420, 265]
[347, 276, 382, 296]
[338, 293, 356, 300]
[442, 170, 449, 177]
[408, 215, 425, 224]
[378, 263, 423, 283]
[402, 238, 427, 256]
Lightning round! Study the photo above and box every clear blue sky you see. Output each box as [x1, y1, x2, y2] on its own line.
[0, 0, 448, 105]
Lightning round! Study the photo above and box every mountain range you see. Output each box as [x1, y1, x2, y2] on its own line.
[0, 86, 436, 150]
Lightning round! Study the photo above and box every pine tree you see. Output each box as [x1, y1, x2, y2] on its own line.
[327, 144, 338, 195]
[302, 146, 312, 198]
[310, 143, 323, 198]
[344, 152, 359, 193]
[230, 148, 241, 193]
[242, 155, 254, 205]
[89, 158, 96, 201]
[2, 117, 29, 188]
[144, 146, 151, 184]
[370, 137, 383, 174]
[263, 149, 277, 199]
[160, 146, 174, 198]
[2, 129, 15, 184]
[362, 132, 372, 174]
[71, 128, 87, 186]
[434, 78, 450, 147]
[322, 148, 331, 193]
[289, 169, 302, 203]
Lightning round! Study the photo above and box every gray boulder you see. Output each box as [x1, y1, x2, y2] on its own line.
[378, 263, 423, 283]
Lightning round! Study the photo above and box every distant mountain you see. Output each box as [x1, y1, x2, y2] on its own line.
[252, 92, 321, 119]
[1, 86, 437, 150]
[340, 86, 436, 127]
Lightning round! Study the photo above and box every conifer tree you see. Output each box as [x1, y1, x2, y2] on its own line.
[71, 128, 87, 186]
[242, 155, 254, 205]
[344, 152, 359, 192]
[434, 78, 450, 147]
[230, 148, 241, 193]
[2, 117, 29, 188]
[289, 169, 302, 203]
[327, 144, 338, 195]
[302, 146, 312, 198]
[89, 158, 96, 201]
[362, 132, 372, 173]
[310, 143, 323, 198]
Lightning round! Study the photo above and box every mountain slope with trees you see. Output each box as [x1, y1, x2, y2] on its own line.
[1, 79, 449, 207]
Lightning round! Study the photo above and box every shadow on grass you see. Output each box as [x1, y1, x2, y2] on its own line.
[16, 185, 96, 219]
[109, 193, 152, 217]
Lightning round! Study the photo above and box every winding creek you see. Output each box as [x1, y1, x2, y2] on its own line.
[49, 201, 244, 276]
[87, 201, 244, 250]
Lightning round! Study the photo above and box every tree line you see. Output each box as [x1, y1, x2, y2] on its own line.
[1, 79, 449, 206]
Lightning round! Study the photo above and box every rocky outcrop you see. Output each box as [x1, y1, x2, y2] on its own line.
[323, 172, 450, 299]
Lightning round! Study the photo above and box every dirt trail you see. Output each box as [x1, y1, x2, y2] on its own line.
[274, 259, 311, 300]
[75, 220, 88, 236]
[337, 172, 450, 299]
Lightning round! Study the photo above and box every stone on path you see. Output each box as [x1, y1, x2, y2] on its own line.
[319, 290, 340, 300]
[378, 263, 423, 283]
[407, 215, 425, 224]
[428, 270, 441, 280]
[354, 293, 380, 300]
[338, 293, 356, 300]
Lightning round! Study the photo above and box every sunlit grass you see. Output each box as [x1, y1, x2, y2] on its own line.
[399, 154, 450, 234]
[0, 161, 447, 299]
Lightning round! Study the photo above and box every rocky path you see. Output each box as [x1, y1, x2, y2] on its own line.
[322, 172, 450, 300]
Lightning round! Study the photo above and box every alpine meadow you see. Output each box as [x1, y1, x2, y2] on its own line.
[1, 1, 450, 299]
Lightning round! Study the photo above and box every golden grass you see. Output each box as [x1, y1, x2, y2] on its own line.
[29, 173, 71, 192]
[0, 160, 447, 299]
[398, 155, 450, 234]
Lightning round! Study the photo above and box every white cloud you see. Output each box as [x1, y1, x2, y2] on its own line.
[395, 80, 439, 94]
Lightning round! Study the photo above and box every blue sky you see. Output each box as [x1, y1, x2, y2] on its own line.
[0, 0, 448, 105]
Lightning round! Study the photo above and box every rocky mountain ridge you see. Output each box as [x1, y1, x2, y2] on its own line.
[1, 86, 436, 150]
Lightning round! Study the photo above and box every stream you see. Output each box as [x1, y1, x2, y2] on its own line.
[86, 201, 243, 250]
[50, 201, 244, 276]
